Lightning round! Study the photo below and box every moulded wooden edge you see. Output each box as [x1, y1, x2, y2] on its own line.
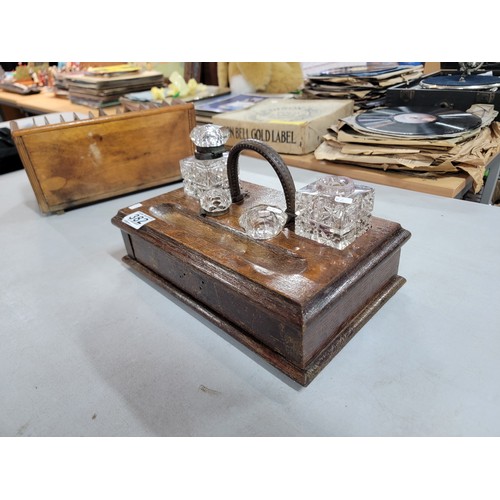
[121, 254, 406, 387]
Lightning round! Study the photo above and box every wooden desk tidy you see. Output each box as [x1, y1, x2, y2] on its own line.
[11, 104, 196, 214]
[112, 141, 411, 386]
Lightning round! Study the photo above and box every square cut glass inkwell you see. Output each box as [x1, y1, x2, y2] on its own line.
[295, 175, 374, 250]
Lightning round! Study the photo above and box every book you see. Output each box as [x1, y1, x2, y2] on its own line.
[194, 93, 288, 117]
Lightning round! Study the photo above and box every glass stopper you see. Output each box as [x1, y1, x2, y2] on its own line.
[190, 124, 231, 148]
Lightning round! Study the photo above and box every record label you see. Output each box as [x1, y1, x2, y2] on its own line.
[393, 113, 436, 124]
[354, 106, 482, 138]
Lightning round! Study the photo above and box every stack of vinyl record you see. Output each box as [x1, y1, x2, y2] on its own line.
[302, 64, 424, 110]
[64, 69, 165, 107]
[314, 104, 500, 192]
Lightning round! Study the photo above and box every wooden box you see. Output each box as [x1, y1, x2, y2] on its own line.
[111, 142, 411, 386]
[11, 104, 196, 214]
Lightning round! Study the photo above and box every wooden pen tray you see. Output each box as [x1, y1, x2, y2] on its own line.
[111, 180, 411, 386]
[12, 104, 196, 214]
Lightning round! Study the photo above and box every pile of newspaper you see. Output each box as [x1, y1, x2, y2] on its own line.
[314, 104, 500, 192]
[302, 63, 424, 110]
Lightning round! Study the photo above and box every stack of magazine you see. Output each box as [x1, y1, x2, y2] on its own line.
[64, 66, 164, 107]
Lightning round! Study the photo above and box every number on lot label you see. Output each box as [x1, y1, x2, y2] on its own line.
[122, 211, 155, 229]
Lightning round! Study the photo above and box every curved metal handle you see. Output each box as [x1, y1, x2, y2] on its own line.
[226, 139, 296, 226]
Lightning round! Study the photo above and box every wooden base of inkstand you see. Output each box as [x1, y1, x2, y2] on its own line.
[112, 176, 411, 386]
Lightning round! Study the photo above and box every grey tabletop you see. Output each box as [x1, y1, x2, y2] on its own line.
[1, 155, 499, 438]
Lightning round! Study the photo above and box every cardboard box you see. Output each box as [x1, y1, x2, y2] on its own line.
[212, 98, 354, 155]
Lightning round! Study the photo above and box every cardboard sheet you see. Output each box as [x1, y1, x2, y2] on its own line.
[314, 105, 500, 192]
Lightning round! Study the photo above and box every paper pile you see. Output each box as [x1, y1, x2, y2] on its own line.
[302, 64, 424, 110]
[314, 104, 500, 192]
[64, 70, 165, 107]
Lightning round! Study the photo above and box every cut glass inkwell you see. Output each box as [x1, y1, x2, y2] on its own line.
[239, 204, 287, 240]
[295, 175, 374, 250]
[179, 124, 232, 215]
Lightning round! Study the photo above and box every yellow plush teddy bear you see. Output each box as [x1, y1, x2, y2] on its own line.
[217, 62, 304, 94]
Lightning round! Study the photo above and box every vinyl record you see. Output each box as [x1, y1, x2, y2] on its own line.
[315, 63, 400, 78]
[354, 106, 482, 138]
[420, 74, 500, 90]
